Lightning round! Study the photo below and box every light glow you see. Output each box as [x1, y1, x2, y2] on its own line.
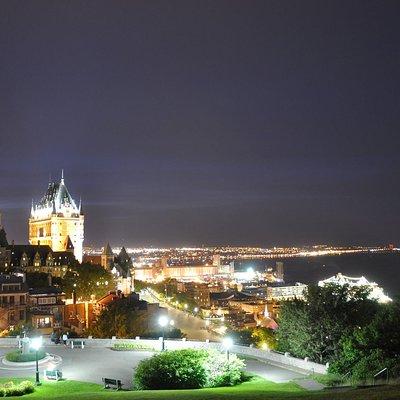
[31, 336, 43, 351]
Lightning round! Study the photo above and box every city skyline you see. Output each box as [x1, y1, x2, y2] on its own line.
[1, 1, 400, 247]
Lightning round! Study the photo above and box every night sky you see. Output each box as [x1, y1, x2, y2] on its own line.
[1, 1, 399, 247]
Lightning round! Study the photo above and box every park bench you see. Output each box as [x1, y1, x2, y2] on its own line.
[70, 340, 85, 349]
[102, 377, 123, 390]
[44, 369, 62, 381]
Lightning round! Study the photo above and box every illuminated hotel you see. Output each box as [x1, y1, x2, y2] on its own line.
[29, 171, 84, 262]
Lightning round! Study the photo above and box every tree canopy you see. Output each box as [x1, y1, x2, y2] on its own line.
[276, 283, 379, 364]
[62, 262, 115, 300]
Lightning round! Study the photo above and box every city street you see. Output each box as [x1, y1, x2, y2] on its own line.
[0, 346, 305, 389]
[140, 290, 221, 341]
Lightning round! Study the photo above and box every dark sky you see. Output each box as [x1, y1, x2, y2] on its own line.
[1, 1, 399, 247]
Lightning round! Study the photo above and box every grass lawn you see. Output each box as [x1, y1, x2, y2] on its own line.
[1, 376, 400, 400]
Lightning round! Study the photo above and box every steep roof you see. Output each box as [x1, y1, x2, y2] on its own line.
[4, 244, 76, 267]
[31, 173, 81, 218]
[29, 286, 65, 297]
[114, 247, 132, 273]
[102, 243, 113, 256]
[7, 244, 52, 266]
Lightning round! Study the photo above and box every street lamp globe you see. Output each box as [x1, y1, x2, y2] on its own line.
[31, 336, 42, 351]
[169, 320, 175, 326]
[158, 315, 169, 327]
[222, 337, 233, 350]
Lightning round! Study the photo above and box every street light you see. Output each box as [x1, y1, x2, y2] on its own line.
[31, 336, 43, 385]
[158, 316, 174, 351]
[222, 337, 233, 361]
[193, 307, 199, 313]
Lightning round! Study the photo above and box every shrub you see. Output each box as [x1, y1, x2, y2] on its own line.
[0, 381, 35, 397]
[203, 349, 245, 387]
[134, 349, 207, 390]
[18, 381, 35, 394]
[5, 349, 46, 362]
[113, 342, 156, 351]
[134, 348, 245, 390]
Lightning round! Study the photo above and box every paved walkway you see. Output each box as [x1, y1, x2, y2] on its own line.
[0, 346, 306, 389]
[295, 379, 325, 391]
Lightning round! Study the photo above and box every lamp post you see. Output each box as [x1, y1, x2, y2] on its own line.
[222, 337, 233, 361]
[31, 337, 42, 385]
[158, 316, 170, 351]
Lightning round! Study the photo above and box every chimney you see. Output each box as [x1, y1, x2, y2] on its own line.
[72, 290, 76, 305]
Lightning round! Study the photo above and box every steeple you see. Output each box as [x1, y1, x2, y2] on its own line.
[61, 169, 64, 184]
[103, 243, 113, 255]
[0, 212, 8, 247]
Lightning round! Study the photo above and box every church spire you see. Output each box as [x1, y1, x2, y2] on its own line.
[61, 169, 64, 184]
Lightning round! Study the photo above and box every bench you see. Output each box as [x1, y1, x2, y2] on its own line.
[70, 340, 85, 349]
[44, 369, 63, 381]
[102, 377, 123, 390]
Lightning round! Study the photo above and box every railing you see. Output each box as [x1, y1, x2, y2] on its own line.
[373, 367, 388, 385]
[341, 370, 351, 384]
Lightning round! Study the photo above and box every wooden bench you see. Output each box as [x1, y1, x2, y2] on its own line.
[44, 369, 63, 381]
[70, 340, 85, 349]
[102, 378, 123, 390]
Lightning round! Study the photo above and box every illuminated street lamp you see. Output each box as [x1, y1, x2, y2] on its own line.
[158, 316, 174, 351]
[184, 303, 188, 310]
[30, 336, 43, 385]
[222, 337, 233, 361]
[193, 307, 199, 313]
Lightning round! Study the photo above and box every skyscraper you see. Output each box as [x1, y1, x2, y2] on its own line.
[29, 171, 84, 262]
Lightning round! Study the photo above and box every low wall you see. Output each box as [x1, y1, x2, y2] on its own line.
[0, 337, 327, 375]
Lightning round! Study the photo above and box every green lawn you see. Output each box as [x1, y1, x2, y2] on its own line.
[1, 377, 400, 400]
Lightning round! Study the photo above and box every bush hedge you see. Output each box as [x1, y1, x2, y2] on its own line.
[0, 381, 35, 397]
[134, 348, 245, 390]
[113, 342, 156, 351]
[5, 349, 46, 362]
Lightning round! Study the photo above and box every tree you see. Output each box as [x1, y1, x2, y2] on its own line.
[276, 284, 378, 364]
[62, 262, 115, 300]
[251, 327, 277, 350]
[89, 296, 177, 339]
[330, 298, 400, 379]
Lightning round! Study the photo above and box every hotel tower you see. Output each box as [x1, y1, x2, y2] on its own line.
[29, 171, 84, 262]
